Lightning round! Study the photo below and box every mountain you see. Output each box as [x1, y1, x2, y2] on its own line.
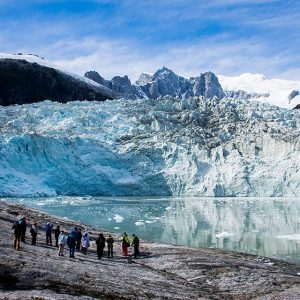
[84, 67, 225, 100]
[218, 73, 300, 109]
[85, 68, 300, 109]
[0, 53, 116, 106]
[0, 96, 299, 197]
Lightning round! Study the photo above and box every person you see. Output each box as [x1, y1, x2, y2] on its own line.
[81, 232, 90, 255]
[76, 227, 82, 251]
[19, 216, 27, 243]
[106, 234, 114, 258]
[12, 220, 22, 250]
[54, 225, 61, 248]
[45, 222, 53, 245]
[95, 233, 106, 259]
[121, 232, 130, 257]
[30, 222, 38, 245]
[132, 234, 140, 259]
[58, 230, 67, 256]
[67, 230, 77, 258]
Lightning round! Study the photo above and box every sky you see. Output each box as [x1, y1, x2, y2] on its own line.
[1, 0, 300, 81]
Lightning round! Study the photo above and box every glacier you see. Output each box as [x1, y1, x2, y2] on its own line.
[0, 96, 300, 197]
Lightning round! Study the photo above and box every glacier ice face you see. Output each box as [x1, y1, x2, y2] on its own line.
[0, 97, 300, 197]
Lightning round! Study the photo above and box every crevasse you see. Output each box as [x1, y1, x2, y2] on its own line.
[0, 96, 299, 197]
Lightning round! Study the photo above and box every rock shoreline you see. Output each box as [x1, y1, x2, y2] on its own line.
[0, 200, 300, 299]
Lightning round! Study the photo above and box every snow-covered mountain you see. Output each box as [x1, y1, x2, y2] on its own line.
[0, 53, 116, 105]
[0, 97, 299, 197]
[218, 73, 300, 109]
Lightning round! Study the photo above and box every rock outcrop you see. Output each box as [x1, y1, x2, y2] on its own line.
[225, 89, 270, 100]
[288, 90, 300, 101]
[1, 201, 300, 299]
[0, 59, 116, 106]
[84, 67, 225, 100]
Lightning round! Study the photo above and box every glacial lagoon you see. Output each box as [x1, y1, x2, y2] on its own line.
[5, 196, 300, 262]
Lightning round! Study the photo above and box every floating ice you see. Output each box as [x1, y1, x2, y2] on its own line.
[113, 215, 124, 223]
[135, 221, 145, 226]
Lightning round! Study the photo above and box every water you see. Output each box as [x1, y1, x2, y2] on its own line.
[4, 196, 300, 262]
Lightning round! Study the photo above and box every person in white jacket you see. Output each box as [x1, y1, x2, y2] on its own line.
[58, 231, 67, 256]
[81, 232, 90, 255]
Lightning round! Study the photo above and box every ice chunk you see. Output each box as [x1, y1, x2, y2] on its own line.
[113, 215, 124, 223]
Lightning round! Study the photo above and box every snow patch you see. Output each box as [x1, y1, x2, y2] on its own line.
[216, 232, 234, 238]
[219, 73, 300, 109]
[276, 234, 300, 241]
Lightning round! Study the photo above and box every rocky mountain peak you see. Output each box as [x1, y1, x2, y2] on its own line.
[84, 70, 109, 87]
[199, 71, 225, 99]
[85, 67, 225, 100]
[136, 72, 153, 85]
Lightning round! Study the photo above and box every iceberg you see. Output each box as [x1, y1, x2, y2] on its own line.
[0, 96, 299, 197]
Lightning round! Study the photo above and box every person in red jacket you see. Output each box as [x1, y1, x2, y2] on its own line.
[121, 232, 130, 257]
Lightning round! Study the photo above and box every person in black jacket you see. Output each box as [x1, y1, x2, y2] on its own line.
[132, 234, 140, 259]
[95, 233, 106, 259]
[19, 216, 27, 243]
[76, 227, 82, 251]
[106, 235, 114, 258]
[54, 225, 61, 247]
[30, 222, 38, 245]
[12, 220, 22, 250]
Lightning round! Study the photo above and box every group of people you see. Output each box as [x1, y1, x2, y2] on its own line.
[12, 216, 141, 259]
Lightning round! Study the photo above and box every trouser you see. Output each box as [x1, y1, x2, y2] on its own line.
[31, 234, 37, 245]
[76, 240, 81, 251]
[21, 231, 26, 243]
[97, 247, 104, 259]
[107, 246, 113, 258]
[46, 234, 52, 245]
[14, 236, 21, 250]
[134, 246, 140, 258]
[69, 247, 75, 257]
[58, 244, 65, 256]
[55, 236, 59, 247]
[82, 247, 87, 255]
[122, 245, 128, 256]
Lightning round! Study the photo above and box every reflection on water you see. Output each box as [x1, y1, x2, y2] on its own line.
[5, 196, 300, 262]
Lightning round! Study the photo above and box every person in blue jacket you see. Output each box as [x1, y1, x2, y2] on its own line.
[45, 222, 53, 245]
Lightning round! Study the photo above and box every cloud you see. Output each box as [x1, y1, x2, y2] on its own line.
[0, 0, 299, 81]
[49, 34, 300, 81]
